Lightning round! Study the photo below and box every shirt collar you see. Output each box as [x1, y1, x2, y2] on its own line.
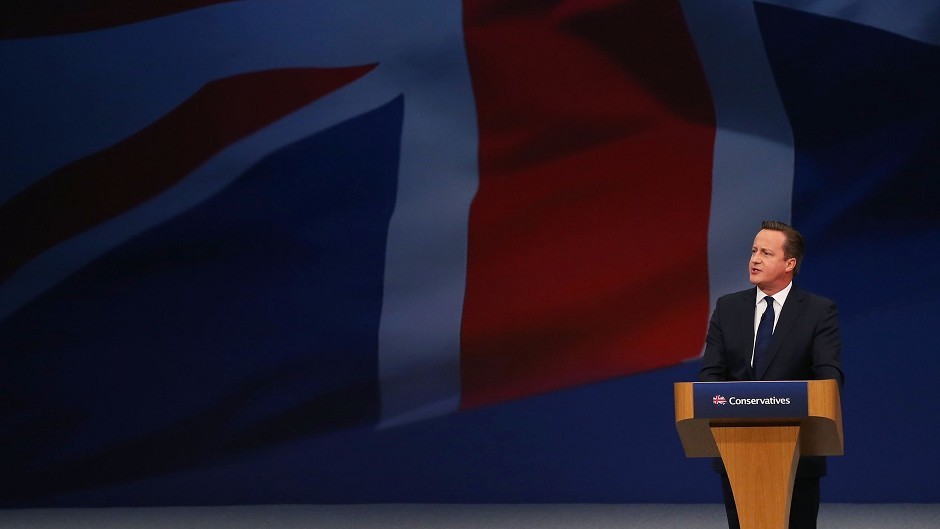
[757, 281, 793, 307]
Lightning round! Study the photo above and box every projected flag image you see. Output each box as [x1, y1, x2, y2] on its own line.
[2, 0, 939, 507]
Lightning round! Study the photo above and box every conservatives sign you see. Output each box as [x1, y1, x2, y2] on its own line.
[693, 381, 809, 419]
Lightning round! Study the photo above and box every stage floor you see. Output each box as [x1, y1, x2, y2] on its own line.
[2, 503, 938, 529]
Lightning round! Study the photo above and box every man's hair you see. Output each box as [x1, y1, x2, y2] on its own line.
[761, 220, 804, 274]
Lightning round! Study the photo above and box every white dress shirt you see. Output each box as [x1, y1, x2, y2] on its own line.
[750, 281, 793, 367]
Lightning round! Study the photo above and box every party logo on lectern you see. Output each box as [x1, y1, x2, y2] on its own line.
[693, 381, 808, 418]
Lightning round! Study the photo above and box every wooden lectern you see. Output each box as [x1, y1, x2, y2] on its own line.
[674, 380, 843, 529]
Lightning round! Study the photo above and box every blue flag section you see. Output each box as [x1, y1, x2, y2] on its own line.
[1, 97, 403, 504]
[2, 0, 940, 507]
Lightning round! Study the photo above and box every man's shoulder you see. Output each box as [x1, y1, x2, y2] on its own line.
[716, 286, 837, 310]
[717, 287, 756, 303]
[789, 286, 837, 308]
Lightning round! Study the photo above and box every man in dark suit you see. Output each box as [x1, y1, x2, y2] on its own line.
[699, 220, 843, 529]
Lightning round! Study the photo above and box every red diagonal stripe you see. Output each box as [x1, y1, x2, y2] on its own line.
[1, 1, 238, 39]
[0, 65, 375, 283]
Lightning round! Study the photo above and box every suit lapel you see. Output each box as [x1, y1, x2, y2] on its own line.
[736, 289, 758, 379]
[755, 286, 805, 380]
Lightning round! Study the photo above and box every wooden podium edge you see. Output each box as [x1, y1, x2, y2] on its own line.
[674, 380, 843, 458]
[805, 379, 844, 455]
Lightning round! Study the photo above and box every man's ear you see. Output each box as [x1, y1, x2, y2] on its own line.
[785, 258, 796, 273]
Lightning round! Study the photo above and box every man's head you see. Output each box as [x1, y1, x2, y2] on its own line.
[749, 220, 804, 294]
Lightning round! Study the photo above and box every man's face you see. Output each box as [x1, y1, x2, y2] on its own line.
[749, 229, 795, 294]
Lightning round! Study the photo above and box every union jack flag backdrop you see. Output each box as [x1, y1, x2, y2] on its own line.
[2, 0, 939, 506]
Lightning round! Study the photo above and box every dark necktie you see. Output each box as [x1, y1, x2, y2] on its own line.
[753, 296, 775, 377]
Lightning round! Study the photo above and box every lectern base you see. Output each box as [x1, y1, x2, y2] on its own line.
[712, 424, 801, 529]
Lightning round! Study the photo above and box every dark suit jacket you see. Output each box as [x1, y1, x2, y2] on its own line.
[699, 285, 843, 477]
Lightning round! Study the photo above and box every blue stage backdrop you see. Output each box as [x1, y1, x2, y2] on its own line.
[2, 0, 939, 507]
